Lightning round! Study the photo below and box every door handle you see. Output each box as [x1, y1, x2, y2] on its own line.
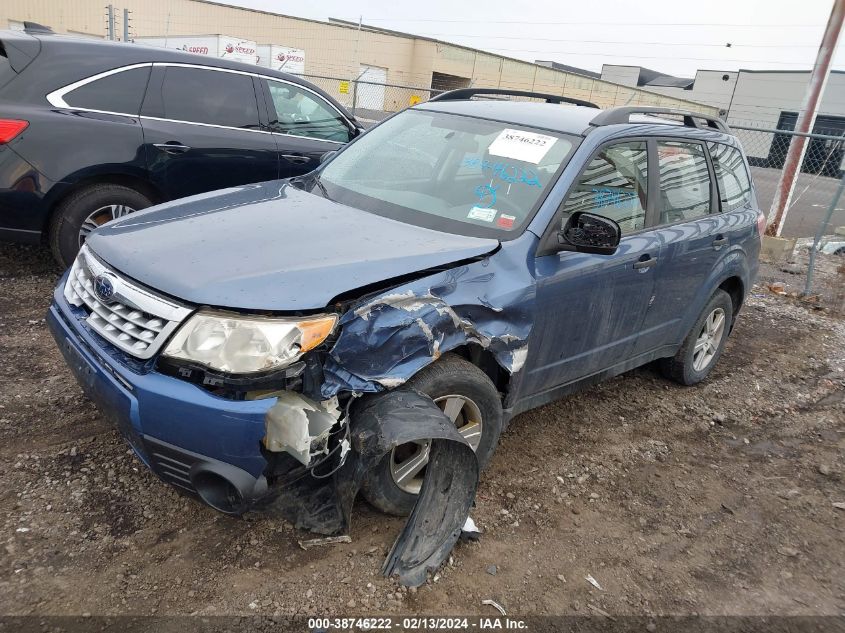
[282, 154, 311, 165]
[633, 255, 657, 270]
[153, 142, 191, 154]
[712, 235, 728, 249]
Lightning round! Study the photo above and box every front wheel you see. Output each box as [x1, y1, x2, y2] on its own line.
[49, 184, 152, 267]
[360, 353, 503, 516]
[660, 289, 734, 385]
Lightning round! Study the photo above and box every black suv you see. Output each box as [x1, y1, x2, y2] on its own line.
[0, 25, 362, 266]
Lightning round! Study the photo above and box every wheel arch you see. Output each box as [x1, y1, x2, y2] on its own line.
[446, 343, 512, 402]
[41, 172, 164, 236]
[717, 275, 745, 327]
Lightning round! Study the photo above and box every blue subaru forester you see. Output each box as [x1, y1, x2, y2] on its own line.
[48, 89, 761, 577]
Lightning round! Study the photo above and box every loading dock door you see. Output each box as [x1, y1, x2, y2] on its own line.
[769, 111, 845, 177]
[431, 72, 471, 92]
[355, 64, 387, 111]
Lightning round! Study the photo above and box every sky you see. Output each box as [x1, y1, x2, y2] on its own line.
[220, 0, 844, 78]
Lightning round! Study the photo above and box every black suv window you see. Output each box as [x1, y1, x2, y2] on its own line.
[160, 67, 259, 129]
[708, 143, 752, 211]
[560, 141, 648, 234]
[64, 66, 151, 115]
[657, 141, 712, 224]
[264, 79, 351, 142]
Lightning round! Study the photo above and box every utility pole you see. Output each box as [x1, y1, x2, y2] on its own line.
[766, 0, 845, 236]
[106, 4, 115, 40]
[123, 8, 131, 42]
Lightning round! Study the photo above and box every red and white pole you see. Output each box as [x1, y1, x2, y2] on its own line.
[766, 0, 845, 236]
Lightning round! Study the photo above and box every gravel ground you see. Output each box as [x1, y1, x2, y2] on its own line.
[0, 242, 843, 618]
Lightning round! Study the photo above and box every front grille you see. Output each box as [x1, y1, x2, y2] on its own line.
[64, 246, 192, 359]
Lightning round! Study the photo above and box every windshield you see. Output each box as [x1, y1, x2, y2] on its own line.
[318, 109, 577, 238]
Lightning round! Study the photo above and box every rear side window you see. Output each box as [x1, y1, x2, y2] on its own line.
[657, 141, 712, 224]
[708, 143, 752, 211]
[560, 141, 648, 234]
[160, 67, 259, 130]
[64, 67, 151, 115]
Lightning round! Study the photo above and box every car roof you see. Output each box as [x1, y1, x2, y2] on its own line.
[23, 31, 306, 86]
[415, 98, 735, 143]
[416, 99, 599, 135]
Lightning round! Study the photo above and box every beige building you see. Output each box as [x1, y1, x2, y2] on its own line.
[3, 0, 718, 116]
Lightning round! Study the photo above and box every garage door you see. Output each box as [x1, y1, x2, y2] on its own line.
[356, 64, 387, 111]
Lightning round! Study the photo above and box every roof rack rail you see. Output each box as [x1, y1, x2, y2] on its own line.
[589, 106, 731, 133]
[429, 88, 599, 109]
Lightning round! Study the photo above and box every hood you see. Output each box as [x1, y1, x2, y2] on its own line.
[86, 181, 499, 311]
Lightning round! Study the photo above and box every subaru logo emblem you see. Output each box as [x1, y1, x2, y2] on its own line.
[93, 274, 115, 303]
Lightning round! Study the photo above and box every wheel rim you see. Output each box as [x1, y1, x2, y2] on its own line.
[388, 394, 483, 495]
[78, 204, 136, 247]
[692, 307, 726, 372]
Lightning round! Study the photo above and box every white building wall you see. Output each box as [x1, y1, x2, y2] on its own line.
[686, 70, 737, 112]
[727, 70, 845, 166]
[601, 67, 737, 112]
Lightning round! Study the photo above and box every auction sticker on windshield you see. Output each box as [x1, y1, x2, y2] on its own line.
[488, 129, 557, 164]
[467, 207, 497, 222]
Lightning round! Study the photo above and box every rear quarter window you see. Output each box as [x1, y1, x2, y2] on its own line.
[64, 66, 151, 115]
[0, 45, 17, 90]
[708, 142, 752, 211]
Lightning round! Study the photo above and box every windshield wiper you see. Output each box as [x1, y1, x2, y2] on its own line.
[312, 175, 332, 201]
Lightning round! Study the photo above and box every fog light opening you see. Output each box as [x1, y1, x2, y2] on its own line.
[191, 469, 244, 515]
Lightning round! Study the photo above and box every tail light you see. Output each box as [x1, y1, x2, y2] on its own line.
[0, 119, 29, 144]
[756, 210, 767, 237]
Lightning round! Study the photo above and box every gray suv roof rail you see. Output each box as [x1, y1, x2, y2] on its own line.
[590, 106, 731, 133]
[430, 88, 599, 109]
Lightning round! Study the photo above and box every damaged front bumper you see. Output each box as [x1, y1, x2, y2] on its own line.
[49, 281, 481, 586]
[255, 388, 479, 587]
[47, 283, 272, 513]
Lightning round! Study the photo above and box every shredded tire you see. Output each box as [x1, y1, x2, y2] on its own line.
[361, 353, 503, 516]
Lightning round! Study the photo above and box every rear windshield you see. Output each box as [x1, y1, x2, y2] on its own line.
[318, 109, 577, 239]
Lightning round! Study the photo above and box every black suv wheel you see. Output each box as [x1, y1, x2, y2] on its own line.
[360, 353, 503, 516]
[49, 184, 151, 267]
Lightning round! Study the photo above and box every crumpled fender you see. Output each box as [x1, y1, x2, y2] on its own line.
[320, 249, 535, 399]
[254, 389, 478, 587]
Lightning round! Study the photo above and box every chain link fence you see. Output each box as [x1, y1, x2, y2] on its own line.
[295, 74, 444, 125]
[731, 124, 845, 302]
[296, 72, 717, 127]
[732, 124, 845, 239]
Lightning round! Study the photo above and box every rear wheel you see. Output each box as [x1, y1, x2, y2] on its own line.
[660, 289, 733, 385]
[49, 184, 152, 267]
[361, 354, 503, 516]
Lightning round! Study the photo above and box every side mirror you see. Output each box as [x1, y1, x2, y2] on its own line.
[559, 211, 621, 255]
[320, 150, 337, 165]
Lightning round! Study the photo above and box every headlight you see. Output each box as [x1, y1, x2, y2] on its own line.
[162, 310, 337, 374]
